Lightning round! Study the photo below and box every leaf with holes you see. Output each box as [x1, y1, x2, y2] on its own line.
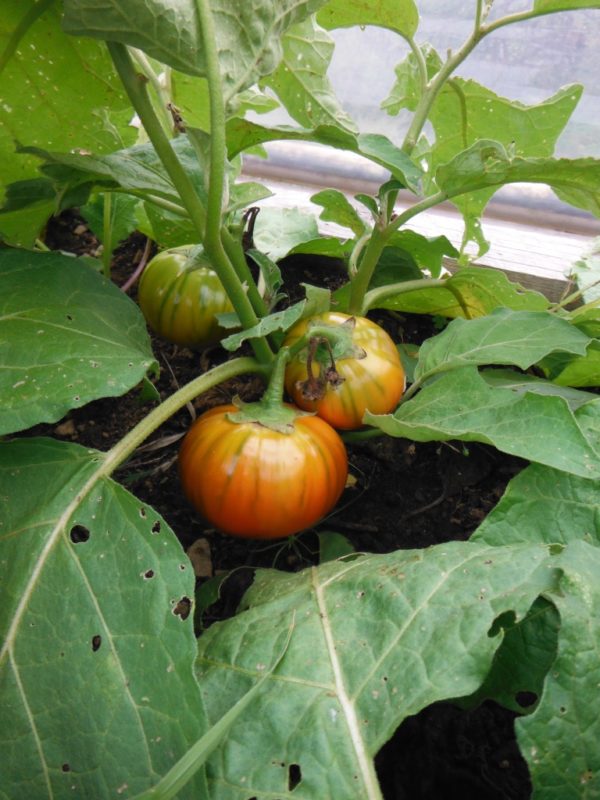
[62, 0, 328, 106]
[0, 249, 157, 436]
[516, 541, 600, 798]
[196, 541, 558, 799]
[0, 438, 207, 799]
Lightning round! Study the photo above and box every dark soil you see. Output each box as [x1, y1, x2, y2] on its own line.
[36, 210, 532, 799]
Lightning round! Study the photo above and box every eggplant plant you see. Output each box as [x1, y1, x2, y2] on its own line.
[2, 1, 600, 798]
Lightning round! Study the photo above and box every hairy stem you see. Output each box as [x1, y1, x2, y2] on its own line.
[347, 226, 392, 315]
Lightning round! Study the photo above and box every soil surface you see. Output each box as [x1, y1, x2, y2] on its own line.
[33, 210, 532, 799]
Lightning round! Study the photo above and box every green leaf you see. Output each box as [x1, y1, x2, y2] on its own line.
[568, 236, 600, 304]
[368, 266, 550, 317]
[0, 250, 157, 435]
[63, 0, 328, 105]
[539, 340, 600, 388]
[20, 136, 206, 208]
[481, 368, 599, 411]
[534, 0, 600, 10]
[473, 462, 600, 547]
[415, 308, 591, 381]
[0, 438, 206, 799]
[436, 140, 600, 219]
[261, 17, 357, 133]
[289, 235, 353, 259]
[311, 189, 366, 235]
[318, 531, 356, 563]
[517, 541, 600, 799]
[247, 249, 283, 309]
[137, 202, 196, 250]
[0, 1, 135, 246]
[221, 285, 330, 350]
[197, 541, 557, 799]
[317, 0, 419, 37]
[388, 230, 458, 278]
[80, 192, 139, 252]
[226, 120, 423, 191]
[366, 367, 600, 479]
[381, 44, 442, 116]
[252, 206, 320, 262]
[427, 81, 582, 254]
[461, 598, 560, 716]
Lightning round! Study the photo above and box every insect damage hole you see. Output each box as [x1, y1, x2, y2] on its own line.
[288, 763, 302, 791]
[61, 763, 71, 772]
[70, 525, 90, 544]
[172, 596, 191, 620]
[142, 569, 155, 580]
[151, 520, 161, 534]
[515, 691, 538, 709]
[91, 635, 102, 652]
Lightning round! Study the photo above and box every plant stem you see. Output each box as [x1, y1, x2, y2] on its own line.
[128, 47, 173, 137]
[103, 357, 266, 475]
[362, 277, 446, 315]
[107, 42, 207, 238]
[260, 347, 290, 407]
[102, 192, 112, 278]
[192, 0, 272, 363]
[221, 227, 269, 317]
[108, 40, 272, 363]
[121, 190, 188, 217]
[347, 226, 391, 315]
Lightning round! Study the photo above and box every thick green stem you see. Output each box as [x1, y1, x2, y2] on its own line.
[260, 347, 290, 408]
[108, 40, 271, 363]
[362, 277, 447, 315]
[102, 192, 112, 278]
[107, 42, 207, 238]
[347, 226, 391, 315]
[129, 47, 174, 137]
[221, 227, 269, 317]
[103, 357, 266, 475]
[193, 0, 272, 362]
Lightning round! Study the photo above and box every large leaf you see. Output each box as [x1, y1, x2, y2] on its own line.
[0, 250, 157, 435]
[427, 82, 582, 253]
[226, 120, 423, 192]
[18, 135, 205, 209]
[517, 541, 600, 799]
[473, 462, 600, 547]
[261, 17, 357, 133]
[317, 0, 419, 38]
[62, 0, 328, 104]
[0, 1, 135, 246]
[366, 367, 600, 479]
[0, 438, 206, 799]
[414, 307, 590, 381]
[197, 542, 557, 799]
[252, 206, 320, 262]
[436, 140, 600, 218]
[368, 266, 550, 317]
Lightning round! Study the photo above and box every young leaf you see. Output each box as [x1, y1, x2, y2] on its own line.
[311, 189, 366, 235]
[414, 307, 591, 381]
[473, 462, 600, 547]
[427, 81, 582, 254]
[517, 541, 600, 798]
[0, 438, 207, 800]
[220, 285, 330, 350]
[0, 0, 135, 246]
[80, 192, 139, 251]
[0, 250, 157, 435]
[197, 542, 557, 800]
[252, 206, 320, 262]
[365, 367, 600, 479]
[260, 17, 357, 133]
[381, 44, 442, 116]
